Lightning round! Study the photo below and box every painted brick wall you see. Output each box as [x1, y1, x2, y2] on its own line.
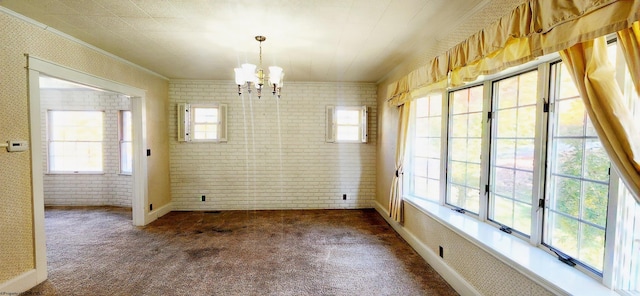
[169, 80, 377, 210]
[40, 89, 132, 207]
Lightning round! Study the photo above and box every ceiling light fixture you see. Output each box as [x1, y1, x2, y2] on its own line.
[234, 36, 284, 99]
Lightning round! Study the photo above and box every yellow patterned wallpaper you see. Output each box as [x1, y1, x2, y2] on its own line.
[404, 205, 553, 295]
[0, 11, 170, 283]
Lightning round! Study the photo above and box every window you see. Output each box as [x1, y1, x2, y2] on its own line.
[489, 70, 538, 236]
[544, 62, 610, 273]
[48, 110, 104, 173]
[409, 94, 443, 201]
[446, 85, 483, 213]
[405, 38, 640, 283]
[119, 110, 132, 174]
[326, 105, 368, 143]
[177, 103, 227, 142]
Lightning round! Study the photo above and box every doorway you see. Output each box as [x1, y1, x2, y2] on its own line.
[27, 55, 149, 283]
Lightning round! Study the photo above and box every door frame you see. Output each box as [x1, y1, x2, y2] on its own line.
[27, 55, 149, 283]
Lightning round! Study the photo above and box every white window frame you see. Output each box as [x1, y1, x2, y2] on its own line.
[177, 103, 227, 143]
[119, 110, 132, 175]
[326, 105, 368, 143]
[406, 94, 444, 202]
[404, 37, 638, 287]
[47, 110, 104, 174]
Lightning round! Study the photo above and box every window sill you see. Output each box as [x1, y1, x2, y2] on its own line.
[403, 196, 619, 296]
[46, 172, 104, 175]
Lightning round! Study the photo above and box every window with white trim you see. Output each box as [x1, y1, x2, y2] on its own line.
[543, 61, 610, 274]
[489, 70, 538, 236]
[405, 38, 640, 286]
[446, 85, 483, 214]
[177, 103, 227, 142]
[326, 105, 368, 143]
[48, 110, 104, 173]
[408, 94, 443, 201]
[119, 110, 132, 174]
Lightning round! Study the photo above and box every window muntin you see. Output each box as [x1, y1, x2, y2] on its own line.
[192, 106, 219, 140]
[543, 61, 610, 273]
[411, 94, 443, 201]
[446, 85, 483, 213]
[48, 110, 104, 173]
[488, 70, 538, 236]
[335, 108, 363, 142]
[119, 110, 132, 174]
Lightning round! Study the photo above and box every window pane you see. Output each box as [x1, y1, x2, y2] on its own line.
[121, 142, 133, 173]
[413, 157, 428, 177]
[489, 71, 537, 235]
[194, 107, 218, 123]
[548, 212, 579, 256]
[544, 62, 610, 273]
[493, 168, 514, 197]
[515, 139, 534, 171]
[553, 138, 583, 177]
[336, 125, 359, 141]
[121, 111, 132, 141]
[556, 98, 585, 137]
[416, 118, 429, 137]
[584, 139, 609, 182]
[48, 111, 103, 172]
[582, 182, 608, 227]
[194, 123, 219, 140]
[580, 225, 605, 270]
[552, 176, 581, 216]
[495, 139, 515, 168]
[410, 94, 442, 202]
[414, 176, 428, 197]
[50, 111, 103, 141]
[336, 109, 360, 125]
[49, 142, 103, 172]
[447, 85, 482, 213]
[414, 138, 429, 157]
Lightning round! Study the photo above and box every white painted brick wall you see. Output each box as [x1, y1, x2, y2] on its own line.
[169, 80, 377, 210]
[40, 89, 132, 207]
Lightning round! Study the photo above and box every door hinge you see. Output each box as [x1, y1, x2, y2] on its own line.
[543, 102, 550, 113]
[485, 184, 490, 194]
[538, 198, 545, 208]
[487, 111, 493, 120]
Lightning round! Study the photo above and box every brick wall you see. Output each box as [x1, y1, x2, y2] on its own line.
[169, 80, 377, 210]
[40, 88, 132, 207]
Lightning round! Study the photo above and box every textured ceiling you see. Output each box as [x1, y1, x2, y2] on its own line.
[0, 0, 490, 82]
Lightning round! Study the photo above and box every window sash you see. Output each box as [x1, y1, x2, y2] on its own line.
[543, 61, 610, 274]
[119, 110, 132, 174]
[48, 110, 104, 173]
[446, 85, 484, 214]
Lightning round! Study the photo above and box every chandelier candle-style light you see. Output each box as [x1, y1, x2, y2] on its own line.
[234, 36, 284, 98]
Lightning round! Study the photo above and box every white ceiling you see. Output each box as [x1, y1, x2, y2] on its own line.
[1, 0, 489, 82]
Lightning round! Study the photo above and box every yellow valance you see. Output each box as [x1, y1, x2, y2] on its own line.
[386, 0, 640, 105]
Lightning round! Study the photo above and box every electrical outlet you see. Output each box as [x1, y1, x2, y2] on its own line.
[343, 194, 347, 200]
[201, 195, 206, 202]
[439, 246, 444, 258]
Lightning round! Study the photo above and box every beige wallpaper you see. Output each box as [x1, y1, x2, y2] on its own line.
[0, 11, 170, 283]
[404, 205, 553, 295]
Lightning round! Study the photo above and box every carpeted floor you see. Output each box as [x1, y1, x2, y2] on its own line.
[22, 207, 458, 296]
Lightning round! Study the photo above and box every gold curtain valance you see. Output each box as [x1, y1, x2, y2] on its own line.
[386, 0, 640, 102]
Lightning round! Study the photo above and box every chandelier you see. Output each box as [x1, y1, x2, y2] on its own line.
[234, 36, 284, 98]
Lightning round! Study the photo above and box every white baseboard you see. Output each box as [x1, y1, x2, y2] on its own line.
[0, 269, 40, 294]
[374, 201, 480, 296]
[145, 202, 172, 224]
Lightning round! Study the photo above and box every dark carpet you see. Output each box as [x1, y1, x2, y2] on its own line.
[22, 207, 458, 296]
